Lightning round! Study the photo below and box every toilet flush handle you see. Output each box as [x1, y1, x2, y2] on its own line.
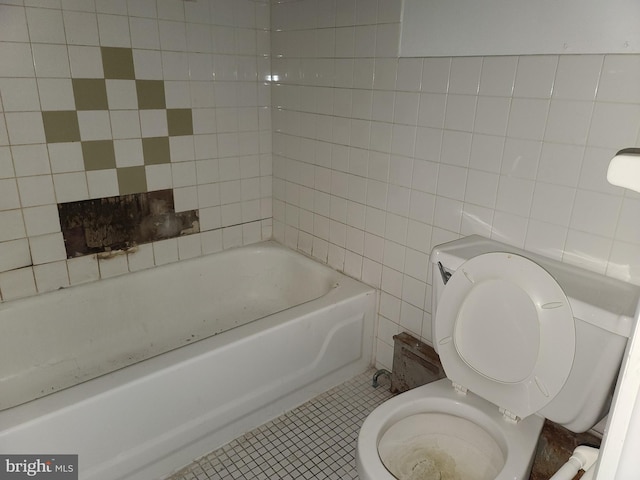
[438, 262, 452, 285]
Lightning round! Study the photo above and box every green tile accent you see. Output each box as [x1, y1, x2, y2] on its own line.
[142, 137, 171, 165]
[82, 140, 116, 171]
[117, 166, 148, 195]
[72, 78, 108, 111]
[101, 47, 135, 80]
[136, 80, 166, 110]
[167, 109, 194, 136]
[42, 111, 81, 143]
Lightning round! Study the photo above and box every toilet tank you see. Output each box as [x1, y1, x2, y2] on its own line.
[430, 235, 640, 433]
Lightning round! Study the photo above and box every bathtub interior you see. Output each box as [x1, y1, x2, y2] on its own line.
[0, 241, 343, 411]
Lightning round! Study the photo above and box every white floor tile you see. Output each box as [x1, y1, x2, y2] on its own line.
[166, 369, 394, 480]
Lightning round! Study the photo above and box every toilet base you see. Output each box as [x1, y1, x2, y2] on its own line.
[357, 378, 544, 480]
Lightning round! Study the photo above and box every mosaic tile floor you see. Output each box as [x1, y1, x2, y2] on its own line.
[166, 368, 394, 480]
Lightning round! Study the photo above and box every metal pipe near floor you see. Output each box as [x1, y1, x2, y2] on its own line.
[372, 369, 391, 388]
[549, 445, 600, 480]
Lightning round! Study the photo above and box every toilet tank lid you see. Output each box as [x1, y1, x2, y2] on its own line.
[430, 235, 640, 338]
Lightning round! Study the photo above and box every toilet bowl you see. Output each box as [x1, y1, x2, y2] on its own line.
[357, 379, 544, 480]
[356, 235, 640, 480]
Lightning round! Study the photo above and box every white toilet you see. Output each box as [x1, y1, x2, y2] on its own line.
[357, 235, 640, 480]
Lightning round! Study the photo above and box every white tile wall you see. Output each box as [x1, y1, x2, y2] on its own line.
[0, 0, 272, 302]
[270, 0, 640, 370]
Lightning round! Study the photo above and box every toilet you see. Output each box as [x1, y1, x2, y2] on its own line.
[357, 235, 640, 480]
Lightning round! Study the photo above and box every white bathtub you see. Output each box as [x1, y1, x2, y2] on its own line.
[0, 241, 376, 480]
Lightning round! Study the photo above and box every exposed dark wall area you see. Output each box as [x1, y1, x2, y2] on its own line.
[58, 189, 199, 258]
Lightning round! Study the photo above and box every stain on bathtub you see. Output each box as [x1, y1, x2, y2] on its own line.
[58, 189, 199, 258]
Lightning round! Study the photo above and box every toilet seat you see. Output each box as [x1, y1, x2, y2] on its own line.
[434, 252, 575, 420]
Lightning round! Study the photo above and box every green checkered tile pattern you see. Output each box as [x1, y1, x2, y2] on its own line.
[41, 47, 194, 197]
